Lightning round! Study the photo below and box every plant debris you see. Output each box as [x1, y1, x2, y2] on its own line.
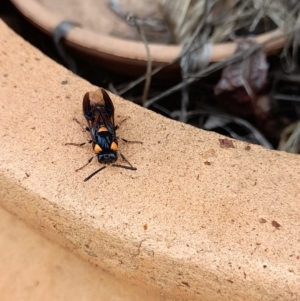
[219, 138, 235, 148]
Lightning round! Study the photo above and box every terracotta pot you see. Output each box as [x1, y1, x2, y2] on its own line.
[11, 0, 287, 77]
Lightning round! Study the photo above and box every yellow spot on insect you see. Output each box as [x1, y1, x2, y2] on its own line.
[94, 144, 102, 154]
[111, 141, 118, 151]
[98, 126, 107, 132]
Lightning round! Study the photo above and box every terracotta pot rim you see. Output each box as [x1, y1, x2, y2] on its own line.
[11, 0, 287, 67]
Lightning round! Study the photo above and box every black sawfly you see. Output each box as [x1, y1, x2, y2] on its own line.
[66, 88, 142, 181]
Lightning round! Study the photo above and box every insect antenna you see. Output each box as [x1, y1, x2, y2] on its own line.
[84, 166, 107, 182]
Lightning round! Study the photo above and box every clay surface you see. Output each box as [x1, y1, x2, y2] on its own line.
[0, 20, 300, 300]
[0, 206, 165, 301]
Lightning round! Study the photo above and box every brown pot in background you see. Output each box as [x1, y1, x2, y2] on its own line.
[11, 0, 286, 77]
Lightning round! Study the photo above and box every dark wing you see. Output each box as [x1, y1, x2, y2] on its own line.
[82, 88, 115, 134]
[83, 91, 94, 128]
[99, 88, 115, 130]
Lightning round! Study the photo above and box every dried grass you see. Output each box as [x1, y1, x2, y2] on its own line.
[113, 0, 300, 152]
[157, 0, 300, 45]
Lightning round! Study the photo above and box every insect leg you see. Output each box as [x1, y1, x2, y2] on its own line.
[73, 118, 89, 132]
[115, 117, 142, 143]
[118, 152, 136, 168]
[65, 118, 92, 146]
[115, 117, 129, 130]
[119, 137, 143, 144]
[112, 164, 137, 171]
[65, 140, 92, 147]
[76, 155, 96, 172]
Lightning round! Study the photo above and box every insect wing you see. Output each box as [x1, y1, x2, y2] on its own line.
[82, 90, 105, 140]
[98, 89, 115, 132]
[83, 88, 116, 141]
[83, 91, 95, 127]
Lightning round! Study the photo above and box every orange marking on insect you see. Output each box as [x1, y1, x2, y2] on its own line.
[110, 141, 118, 151]
[98, 126, 108, 132]
[94, 144, 102, 154]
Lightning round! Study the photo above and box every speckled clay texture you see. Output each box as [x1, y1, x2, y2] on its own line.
[0, 206, 166, 301]
[0, 20, 300, 300]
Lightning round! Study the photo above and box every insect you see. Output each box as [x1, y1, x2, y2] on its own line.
[66, 88, 141, 181]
